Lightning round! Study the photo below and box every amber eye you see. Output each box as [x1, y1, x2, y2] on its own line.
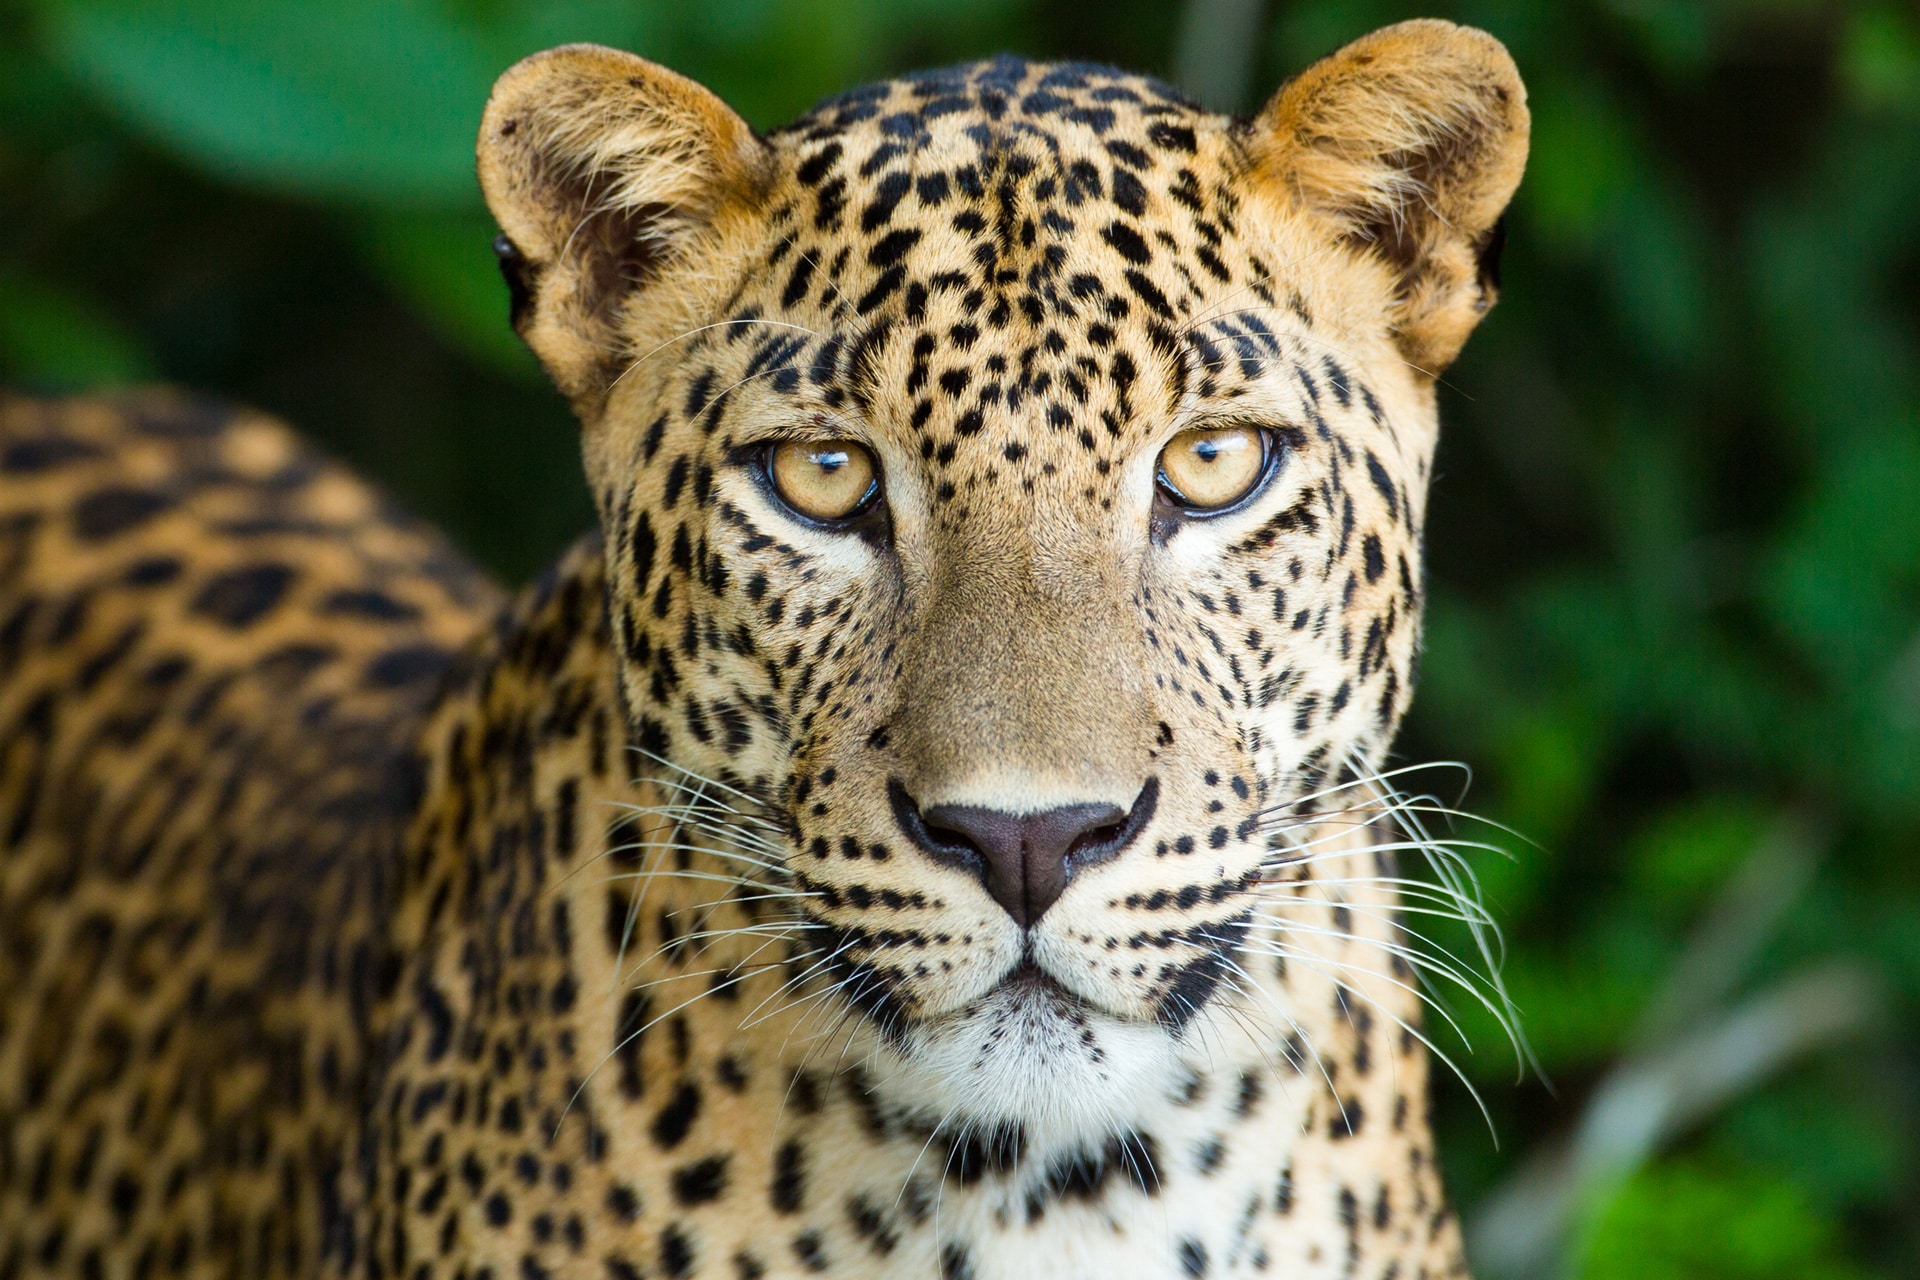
[1157, 425, 1271, 512]
[767, 439, 880, 523]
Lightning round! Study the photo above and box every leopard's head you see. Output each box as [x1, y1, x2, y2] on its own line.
[479, 20, 1526, 1145]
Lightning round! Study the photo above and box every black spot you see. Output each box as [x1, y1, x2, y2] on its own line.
[661, 1224, 696, 1279]
[770, 1139, 806, 1212]
[1124, 269, 1175, 319]
[2, 435, 96, 472]
[1324, 357, 1354, 408]
[190, 563, 294, 628]
[845, 1194, 899, 1255]
[916, 172, 950, 204]
[642, 414, 668, 462]
[416, 975, 453, 1062]
[672, 1155, 730, 1205]
[1147, 122, 1197, 152]
[364, 645, 452, 689]
[108, 1172, 140, 1224]
[782, 255, 817, 307]
[663, 455, 690, 508]
[320, 588, 420, 621]
[867, 228, 923, 267]
[73, 487, 170, 540]
[123, 556, 182, 586]
[1100, 221, 1151, 264]
[939, 1243, 975, 1280]
[856, 265, 905, 313]
[860, 170, 912, 231]
[1178, 1238, 1208, 1277]
[1366, 451, 1398, 519]
[554, 778, 579, 858]
[652, 1081, 701, 1148]
[797, 142, 841, 187]
[791, 1232, 830, 1272]
[1362, 535, 1385, 584]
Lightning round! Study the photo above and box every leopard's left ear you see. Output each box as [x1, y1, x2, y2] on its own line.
[478, 45, 771, 407]
[1248, 19, 1529, 373]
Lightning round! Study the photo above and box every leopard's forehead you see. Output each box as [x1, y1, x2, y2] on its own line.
[758, 54, 1280, 378]
[613, 56, 1383, 537]
[778, 56, 1207, 160]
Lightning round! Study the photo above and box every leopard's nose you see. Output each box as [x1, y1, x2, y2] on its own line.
[890, 779, 1159, 927]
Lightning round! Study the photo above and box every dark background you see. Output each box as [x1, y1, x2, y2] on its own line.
[3, 1, 1916, 1275]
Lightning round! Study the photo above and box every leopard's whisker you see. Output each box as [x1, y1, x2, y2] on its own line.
[1245, 939, 1502, 1140]
[1210, 953, 1347, 1125]
[1242, 920, 1516, 1054]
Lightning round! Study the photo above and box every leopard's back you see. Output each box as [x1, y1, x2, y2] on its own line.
[0, 390, 502, 1276]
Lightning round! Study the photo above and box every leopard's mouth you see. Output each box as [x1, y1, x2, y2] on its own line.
[869, 947, 1195, 1144]
[990, 957, 1086, 1012]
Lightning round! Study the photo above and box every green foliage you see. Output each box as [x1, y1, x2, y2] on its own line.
[0, 270, 153, 387]
[1579, 1160, 1870, 1280]
[0, 0, 1914, 1273]
[18, 0, 1022, 391]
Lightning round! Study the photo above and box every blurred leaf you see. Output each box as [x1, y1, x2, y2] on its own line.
[1627, 797, 1768, 908]
[0, 272, 154, 388]
[27, 0, 1023, 205]
[1578, 1160, 1874, 1280]
[1840, 6, 1920, 114]
[1605, 0, 1714, 79]
[1495, 704, 1604, 849]
[357, 209, 539, 377]
[1523, 79, 1637, 252]
[33, 0, 538, 206]
[1715, 1065, 1909, 1212]
[1768, 432, 1920, 682]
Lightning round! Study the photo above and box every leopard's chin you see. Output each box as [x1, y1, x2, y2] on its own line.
[866, 960, 1191, 1149]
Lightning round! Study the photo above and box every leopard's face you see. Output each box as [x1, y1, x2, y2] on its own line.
[480, 37, 1525, 1144]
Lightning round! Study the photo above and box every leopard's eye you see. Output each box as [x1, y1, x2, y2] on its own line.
[767, 439, 880, 523]
[1156, 425, 1271, 512]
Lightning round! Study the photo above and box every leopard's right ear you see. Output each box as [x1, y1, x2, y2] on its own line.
[478, 45, 770, 406]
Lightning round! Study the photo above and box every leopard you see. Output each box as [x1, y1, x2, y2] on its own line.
[0, 18, 1529, 1279]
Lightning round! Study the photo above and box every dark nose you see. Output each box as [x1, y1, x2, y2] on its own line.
[890, 779, 1159, 928]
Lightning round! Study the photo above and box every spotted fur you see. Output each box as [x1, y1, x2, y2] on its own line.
[1, 19, 1527, 1278]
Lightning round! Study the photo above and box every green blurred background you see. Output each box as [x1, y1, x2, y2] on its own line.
[2, 0, 1916, 1274]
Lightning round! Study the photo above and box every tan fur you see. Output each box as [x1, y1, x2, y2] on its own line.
[478, 46, 773, 407]
[1250, 20, 1528, 370]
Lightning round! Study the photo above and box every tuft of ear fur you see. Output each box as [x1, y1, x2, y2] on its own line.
[1249, 20, 1528, 373]
[478, 45, 769, 406]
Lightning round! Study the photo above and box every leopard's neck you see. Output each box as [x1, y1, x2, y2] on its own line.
[368, 536, 1465, 1279]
